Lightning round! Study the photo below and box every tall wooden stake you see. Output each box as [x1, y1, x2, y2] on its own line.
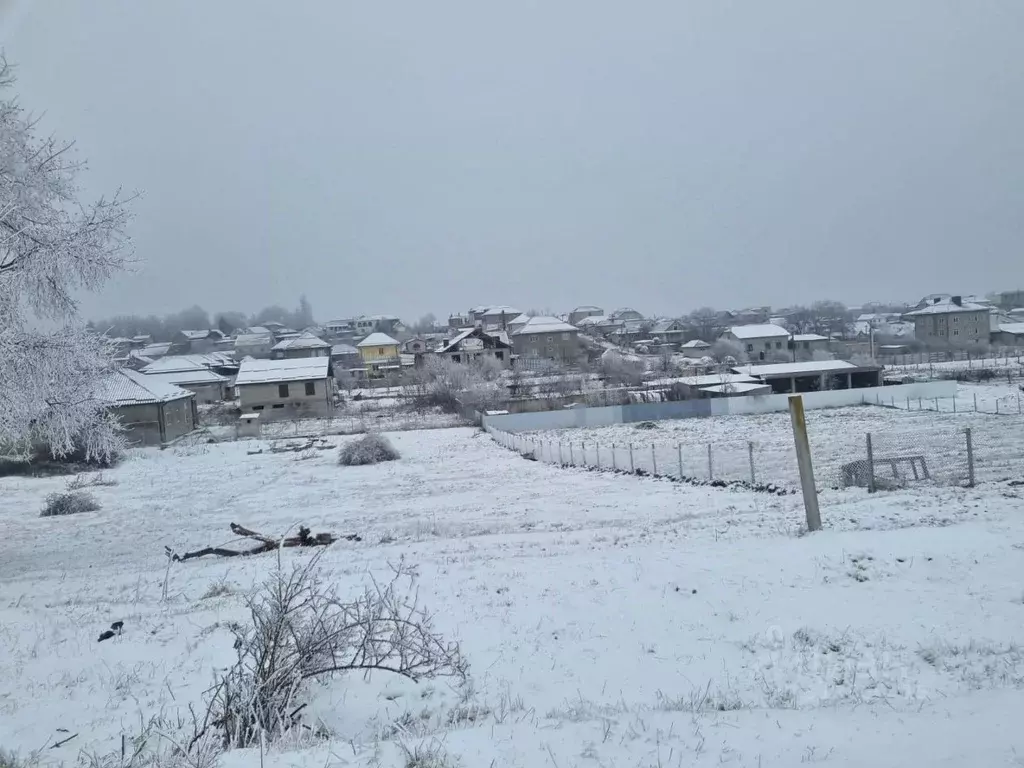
[788, 395, 822, 532]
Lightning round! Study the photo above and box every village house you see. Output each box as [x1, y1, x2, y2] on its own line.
[506, 313, 532, 336]
[436, 327, 513, 367]
[172, 329, 225, 355]
[234, 357, 335, 419]
[475, 305, 522, 330]
[568, 306, 604, 326]
[511, 316, 582, 364]
[609, 307, 645, 323]
[271, 331, 331, 359]
[356, 332, 401, 377]
[141, 369, 228, 405]
[235, 327, 275, 358]
[96, 369, 196, 446]
[994, 323, 1024, 346]
[649, 318, 689, 346]
[904, 296, 989, 349]
[679, 339, 712, 357]
[330, 343, 362, 370]
[720, 323, 791, 361]
[791, 333, 831, 356]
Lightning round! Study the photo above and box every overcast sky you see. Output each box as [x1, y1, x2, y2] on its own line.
[4, 1, 1023, 322]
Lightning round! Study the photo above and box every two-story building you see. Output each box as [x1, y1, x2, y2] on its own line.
[356, 332, 401, 377]
[511, 316, 582, 364]
[271, 332, 331, 359]
[904, 296, 989, 348]
[235, 357, 335, 419]
[720, 324, 791, 361]
[568, 306, 604, 326]
[435, 327, 512, 367]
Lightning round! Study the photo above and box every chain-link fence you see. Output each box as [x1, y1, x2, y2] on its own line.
[488, 421, 981, 493]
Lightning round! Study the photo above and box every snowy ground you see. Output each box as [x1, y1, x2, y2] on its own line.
[204, 408, 463, 441]
[526, 388, 1024, 490]
[3, 428, 1024, 767]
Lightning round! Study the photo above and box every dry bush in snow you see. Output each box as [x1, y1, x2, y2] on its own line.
[338, 432, 400, 466]
[399, 740, 461, 768]
[193, 553, 467, 751]
[0, 749, 36, 768]
[40, 490, 101, 517]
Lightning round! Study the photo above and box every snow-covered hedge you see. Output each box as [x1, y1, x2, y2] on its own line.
[338, 433, 400, 466]
[40, 490, 101, 517]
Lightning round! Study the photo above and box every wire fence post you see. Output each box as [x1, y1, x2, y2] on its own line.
[974, 392, 978, 412]
[569, 442, 574, 465]
[748, 441, 756, 484]
[707, 443, 714, 481]
[996, 400, 1000, 414]
[651, 443, 657, 475]
[965, 427, 975, 487]
[678, 443, 683, 479]
[918, 397, 923, 410]
[580, 442, 585, 466]
[866, 432, 876, 493]
[934, 398, 939, 412]
[953, 397, 957, 413]
[612, 443, 617, 471]
[559, 442, 563, 465]
[788, 395, 822, 532]
[596, 442, 601, 469]
[629, 443, 635, 473]
[907, 397, 911, 410]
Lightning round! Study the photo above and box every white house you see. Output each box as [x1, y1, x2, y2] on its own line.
[720, 324, 791, 361]
[234, 357, 335, 419]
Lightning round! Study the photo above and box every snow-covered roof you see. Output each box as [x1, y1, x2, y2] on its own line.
[734, 360, 859, 377]
[576, 315, 607, 327]
[96, 369, 194, 406]
[235, 357, 331, 386]
[508, 313, 531, 325]
[482, 305, 521, 316]
[331, 344, 359, 356]
[680, 339, 710, 349]
[142, 369, 228, 386]
[679, 372, 758, 387]
[180, 329, 222, 340]
[271, 332, 330, 351]
[142, 355, 218, 374]
[791, 333, 829, 342]
[572, 305, 603, 313]
[511, 316, 577, 336]
[699, 382, 772, 394]
[905, 299, 988, 316]
[357, 332, 400, 348]
[437, 328, 512, 354]
[139, 342, 172, 358]
[998, 323, 1024, 336]
[244, 326, 273, 336]
[726, 324, 791, 340]
[650, 318, 685, 334]
[236, 333, 273, 346]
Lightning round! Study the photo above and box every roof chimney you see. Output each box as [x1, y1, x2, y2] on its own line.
[952, 295, 962, 306]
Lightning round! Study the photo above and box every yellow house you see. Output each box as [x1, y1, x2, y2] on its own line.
[356, 332, 401, 376]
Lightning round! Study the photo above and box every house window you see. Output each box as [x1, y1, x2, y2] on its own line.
[531, 335, 538, 342]
[953, 315, 959, 323]
[746, 344, 753, 352]
[953, 329, 960, 336]
[278, 383, 289, 398]
[305, 381, 316, 396]
[561, 332, 569, 340]
[252, 405, 264, 411]
[379, 347, 385, 354]
[776, 342, 782, 349]
[452, 354, 461, 363]
[495, 351, 504, 361]
[272, 403, 285, 409]
[803, 342, 810, 350]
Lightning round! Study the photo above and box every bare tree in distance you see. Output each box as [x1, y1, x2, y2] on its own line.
[0, 55, 134, 461]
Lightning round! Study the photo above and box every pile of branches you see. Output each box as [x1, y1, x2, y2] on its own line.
[166, 523, 359, 562]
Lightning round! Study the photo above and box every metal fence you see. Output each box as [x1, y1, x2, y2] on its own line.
[488, 421, 980, 493]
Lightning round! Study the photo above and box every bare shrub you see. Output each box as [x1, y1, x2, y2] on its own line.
[65, 472, 118, 491]
[399, 740, 461, 768]
[195, 554, 467, 751]
[0, 749, 37, 768]
[40, 490, 101, 517]
[412, 357, 504, 413]
[338, 433, 400, 466]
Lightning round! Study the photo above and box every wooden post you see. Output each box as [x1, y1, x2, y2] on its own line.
[678, 443, 683, 478]
[934, 398, 939, 412]
[907, 397, 911, 410]
[612, 443, 617, 470]
[651, 443, 657, 475]
[569, 442, 574, 465]
[707, 443, 714, 480]
[866, 432, 876, 493]
[629, 443, 635, 473]
[788, 395, 822, 531]
[953, 397, 957, 413]
[974, 392, 978, 412]
[996, 400, 1000, 415]
[559, 442, 563, 465]
[748, 441, 755, 484]
[596, 442, 601, 469]
[965, 427, 975, 487]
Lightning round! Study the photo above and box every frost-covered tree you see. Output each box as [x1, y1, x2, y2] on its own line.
[0, 57, 133, 460]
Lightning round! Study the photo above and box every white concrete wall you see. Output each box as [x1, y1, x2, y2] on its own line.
[483, 381, 958, 432]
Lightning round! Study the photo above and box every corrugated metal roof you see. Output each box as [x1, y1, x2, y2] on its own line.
[141, 353, 235, 374]
[143, 370, 228, 386]
[733, 360, 859, 377]
[511, 316, 577, 336]
[357, 332, 400, 347]
[235, 357, 330, 386]
[271, 332, 330, 351]
[906, 299, 988, 316]
[96, 369, 194, 405]
[331, 344, 359, 355]
[726, 324, 791, 340]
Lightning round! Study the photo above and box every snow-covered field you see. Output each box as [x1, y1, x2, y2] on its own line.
[3, 427, 1024, 767]
[524, 389, 1024, 490]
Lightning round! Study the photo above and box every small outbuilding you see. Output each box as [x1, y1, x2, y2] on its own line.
[96, 369, 197, 446]
[733, 360, 882, 394]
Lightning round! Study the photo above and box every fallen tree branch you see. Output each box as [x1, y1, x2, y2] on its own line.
[166, 523, 360, 562]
